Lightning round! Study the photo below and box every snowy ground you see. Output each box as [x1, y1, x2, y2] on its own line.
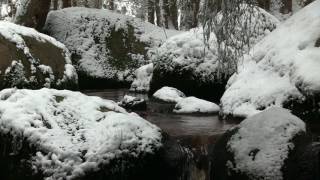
[0, 88, 161, 179]
[221, 0, 320, 118]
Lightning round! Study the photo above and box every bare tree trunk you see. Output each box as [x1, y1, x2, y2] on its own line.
[14, 0, 51, 31]
[155, 0, 162, 26]
[147, 0, 155, 24]
[256, 0, 270, 11]
[53, 0, 58, 10]
[169, 0, 178, 29]
[62, 0, 71, 8]
[281, 0, 292, 14]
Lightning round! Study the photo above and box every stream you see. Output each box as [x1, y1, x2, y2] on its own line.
[82, 89, 320, 180]
[83, 89, 239, 180]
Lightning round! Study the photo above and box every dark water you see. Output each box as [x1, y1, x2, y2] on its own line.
[83, 89, 239, 180]
[82, 89, 238, 138]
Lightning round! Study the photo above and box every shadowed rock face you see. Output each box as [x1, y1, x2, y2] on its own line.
[0, 23, 78, 90]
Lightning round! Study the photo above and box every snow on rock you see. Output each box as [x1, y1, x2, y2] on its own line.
[0, 21, 78, 90]
[173, 97, 220, 114]
[44, 7, 180, 88]
[228, 108, 305, 180]
[221, 0, 320, 118]
[0, 88, 161, 179]
[130, 63, 153, 93]
[211, 107, 309, 180]
[153, 86, 186, 103]
[150, 7, 279, 101]
[118, 95, 147, 110]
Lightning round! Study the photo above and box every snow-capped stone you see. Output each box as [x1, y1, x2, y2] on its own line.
[44, 7, 180, 88]
[211, 107, 309, 180]
[0, 88, 161, 179]
[173, 97, 220, 114]
[0, 21, 78, 90]
[150, 7, 279, 101]
[221, 0, 320, 118]
[153, 87, 186, 103]
[130, 63, 153, 93]
[118, 95, 147, 110]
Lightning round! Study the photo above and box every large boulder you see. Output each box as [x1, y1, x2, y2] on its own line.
[44, 7, 179, 89]
[210, 107, 318, 180]
[0, 88, 188, 180]
[221, 1, 320, 120]
[149, 7, 279, 102]
[0, 21, 78, 90]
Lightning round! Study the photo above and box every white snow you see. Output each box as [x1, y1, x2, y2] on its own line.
[130, 63, 153, 92]
[173, 97, 220, 114]
[221, 0, 320, 118]
[153, 7, 279, 82]
[228, 107, 306, 180]
[0, 21, 77, 87]
[44, 7, 180, 81]
[153, 86, 186, 103]
[0, 88, 161, 179]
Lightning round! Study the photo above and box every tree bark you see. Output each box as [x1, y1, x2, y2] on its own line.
[147, 0, 155, 24]
[62, 0, 71, 8]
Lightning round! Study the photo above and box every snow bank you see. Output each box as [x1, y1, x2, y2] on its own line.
[153, 86, 186, 103]
[221, 0, 320, 118]
[130, 63, 153, 92]
[228, 107, 306, 180]
[150, 7, 279, 100]
[0, 88, 161, 179]
[173, 97, 220, 114]
[0, 21, 78, 89]
[44, 7, 180, 84]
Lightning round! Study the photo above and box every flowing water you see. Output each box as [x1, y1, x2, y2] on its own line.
[83, 89, 239, 180]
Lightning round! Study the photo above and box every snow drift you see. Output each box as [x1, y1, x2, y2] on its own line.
[221, 0, 320, 118]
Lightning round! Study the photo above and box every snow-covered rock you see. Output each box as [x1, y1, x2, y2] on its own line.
[130, 63, 153, 93]
[0, 88, 162, 179]
[221, 0, 320, 119]
[0, 21, 78, 90]
[118, 95, 147, 110]
[173, 97, 220, 114]
[152, 86, 186, 103]
[211, 107, 311, 180]
[44, 7, 180, 89]
[150, 7, 279, 101]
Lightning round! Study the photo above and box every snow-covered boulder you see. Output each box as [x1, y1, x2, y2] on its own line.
[211, 107, 313, 180]
[173, 97, 220, 114]
[44, 7, 179, 89]
[153, 86, 186, 103]
[150, 7, 279, 101]
[130, 63, 153, 93]
[118, 95, 147, 110]
[221, 0, 320, 119]
[0, 88, 190, 180]
[0, 21, 78, 90]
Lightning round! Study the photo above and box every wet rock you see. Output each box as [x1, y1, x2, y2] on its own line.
[118, 95, 147, 111]
[210, 108, 314, 180]
[0, 22, 78, 90]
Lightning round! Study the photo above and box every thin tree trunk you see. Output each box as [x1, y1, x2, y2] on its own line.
[155, 0, 162, 26]
[147, 0, 155, 24]
[62, 0, 71, 8]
